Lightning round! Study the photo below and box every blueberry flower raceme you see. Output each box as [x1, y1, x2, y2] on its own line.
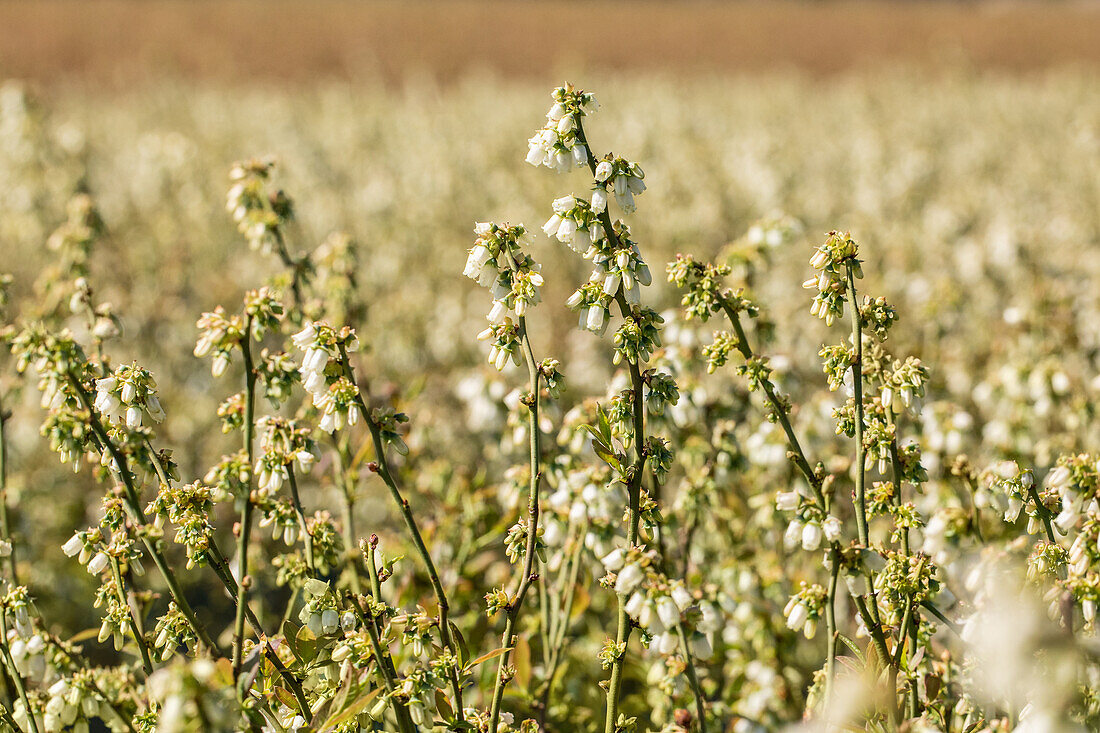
[93, 362, 165, 429]
[593, 156, 646, 215]
[564, 240, 654, 353]
[464, 214, 566, 733]
[225, 156, 293, 255]
[465, 222, 545, 371]
[194, 306, 245, 377]
[802, 230, 862, 327]
[542, 196, 604, 254]
[525, 82, 692, 733]
[291, 321, 361, 431]
[526, 84, 598, 172]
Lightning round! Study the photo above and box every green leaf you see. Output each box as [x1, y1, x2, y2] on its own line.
[435, 688, 454, 721]
[273, 686, 297, 710]
[464, 646, 512, 673]
[837, 633, 866, 665]
[330, 674, 351, 714]
[580, 423, 606, 446]
[322, 686, 381, 728]
[450, 621, 470, 669]
[281, 620, 302, 659]
[295, 624, 320, 664]
[596, 403, 612, 444]
[592, 442, 620, 470]
[69, 628, 101, 644]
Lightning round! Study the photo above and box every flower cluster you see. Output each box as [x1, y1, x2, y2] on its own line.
[255, 416, 318, 494]
[881, 356, 928, 416]
[93, 362, 165, 429]
[225, 157, 294, 253]
[564, 232, 655, 336]
[370, 406, 410, 456]
[593, 156, 646, 215]
[146, 481, 216, 568]
[257, 349, 299, 407]
[613, 308, 664, 366]
[243, 286, 284, 340]
[298, 579, 353, 637]
[466, 222, 545, 339]
[477, 320, 524, 371]
[152, 602, 199, 661]
[783, 583, 826, 639]
[542, 195, 604, 254]
[292, 321, 360, 431]
[803, 230, 862, 326]
[600, 241, 653, 306]
[193, 306, 245, 376]
[666, 255, 741, 323]
[525, 84, 598, 172]
[565, 278, 614, 335]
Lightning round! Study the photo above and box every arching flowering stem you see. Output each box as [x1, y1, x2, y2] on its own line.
[716, 299, 827, 509]
[285, 467, 315, 572]
[0, 385, 18, 583]
[330, 437, 362, 593]
[882, 412, 920, 717]
[669, 251, 907, 713]
[335, 344, 466, 721]
[719, 277, 851, 710]
[64, 370, 217, 653]
[270, 227, 308, 319]
[572, 113, 659, 733]
[232, 313, 258, 684]
[226, 159, 311, 318]
[106, 552, 154, 674]
[603, 292, 650, 733]
[665, 256, 827, 509]
[0, 609, 39, 733]
[464, 220, 555, 731]
[675, 621, 708, 731]
[846, 266, 869, 547]
[330, 447, 420, 733]
[537, 527, 586, 728]
[348, 587, 417, 733]
[142, 438, 313, 722]
[487, 295, 544, 733]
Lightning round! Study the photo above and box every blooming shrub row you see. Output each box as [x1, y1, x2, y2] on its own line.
[0, 82, 1095, 733]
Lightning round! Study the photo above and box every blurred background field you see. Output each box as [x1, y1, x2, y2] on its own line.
[2, 0, 1100, 707]
[4, 0, 1100, 85]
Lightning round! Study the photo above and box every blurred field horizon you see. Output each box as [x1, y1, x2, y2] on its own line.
[3, 0, 1100, 90]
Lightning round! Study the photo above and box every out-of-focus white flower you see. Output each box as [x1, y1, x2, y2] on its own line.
[784, 520, 803, 550]
[656, 596, 680, 627]
[784, 600, 808, 631]
[671, 585, 693, 611]
[526, 85, 598, 172]
[601, 548, 625, 571]
[87, 552, 109, 575]
[801, 522, 823, 551]
[615, 562, 644, 594]
[776, 490, 799, 512]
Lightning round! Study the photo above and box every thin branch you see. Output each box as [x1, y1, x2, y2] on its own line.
[337, 345, 466, 720]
